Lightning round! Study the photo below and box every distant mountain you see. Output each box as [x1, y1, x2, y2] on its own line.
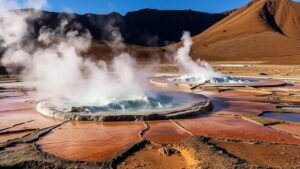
[123, 9, 225, 46]
[187, 0, 300, 64]
[3, 0, 300, 66]
[25, 9, 226, 47]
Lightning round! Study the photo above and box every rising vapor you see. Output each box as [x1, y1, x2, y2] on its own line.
[0, 0, 155, 107]
[172, 31, 222, 84]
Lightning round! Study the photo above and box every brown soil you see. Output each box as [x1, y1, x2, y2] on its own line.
[212, 139, 300, 168]
[213, 64, 300, 77]
[0, 145, 106, 169]
[157, 64, 300, 80]
[176, 116, 300, 144]
[0, 131, 32, 143]
[144, 120, 192, 143]
[117, 144, 186, 169]
[0, 136, 252, 169]
[38, 121, 145, 161]
[271, 124, 300, 137]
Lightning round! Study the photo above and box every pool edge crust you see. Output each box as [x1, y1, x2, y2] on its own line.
[36, 99, 213, 122]
[150, 76, 286, 90]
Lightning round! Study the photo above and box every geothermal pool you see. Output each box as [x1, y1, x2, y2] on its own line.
[168, 75, 257, 85]
[151, 75, 285, 88]
[37, 90, 211, 121]
[48, 91, 205, 113]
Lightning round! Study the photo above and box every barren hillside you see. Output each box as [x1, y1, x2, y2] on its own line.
[188, 0, 300, 64]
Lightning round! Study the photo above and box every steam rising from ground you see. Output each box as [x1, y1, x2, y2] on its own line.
[0, 0, 227, 110]
[0, 0, 156, 108]
[0, 0, 46, 47]
[170, 32, 255, 84]
[171, 31, 222, 84]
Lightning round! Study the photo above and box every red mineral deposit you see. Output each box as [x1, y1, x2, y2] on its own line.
[38, 121, 146, 161]
[176, 116, 300, 144]
[144, 120, 192, 143]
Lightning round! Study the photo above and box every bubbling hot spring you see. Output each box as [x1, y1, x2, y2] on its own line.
[168, 75, 257, 85]
[50, 90, 203, 113]
[37, 89, 211, 121]
[150, 75, 285, 89]
[156, 31, 285, 88]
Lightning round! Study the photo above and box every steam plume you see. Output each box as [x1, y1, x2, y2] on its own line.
[172, 31, 222, 83]
[0, 0, 155, 107]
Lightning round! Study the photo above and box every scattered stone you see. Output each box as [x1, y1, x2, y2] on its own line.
[158, 147, 179, 156]
[259, 73, 268, 76]
[148, 145, 155, 150]
[280, 152, 287, 155]
[249, 141, 260, 145]
[69, 107, 91, 113]
[224, 138, 239, 142]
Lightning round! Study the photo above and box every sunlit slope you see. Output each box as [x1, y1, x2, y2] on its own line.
[187, 0, 300, 64]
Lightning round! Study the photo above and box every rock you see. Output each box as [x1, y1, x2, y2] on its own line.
[280, 152, 287, 155]
[70, 107, 85, 112]
[259, 72, 268, 76]
[158, 147, 179, 156]
[69, 107, 91, 113]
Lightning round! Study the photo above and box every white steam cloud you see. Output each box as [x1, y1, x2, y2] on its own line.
[0, 0, 223, 108]
[0, 0, 47, 11]
[0, 0, 155, 107]
[172, 31, 222, 83]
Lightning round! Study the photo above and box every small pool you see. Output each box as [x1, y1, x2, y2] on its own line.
[262, 112, 300, 122]
[36, 89, 211, 121]
[168, 75, 257, 85]
[38, 90, 207, 114]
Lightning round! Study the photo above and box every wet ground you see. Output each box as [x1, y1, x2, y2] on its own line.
[1, 64, 300, 168]
[262, 112, 300, 122]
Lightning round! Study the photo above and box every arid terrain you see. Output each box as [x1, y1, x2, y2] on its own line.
[1, 0, 300, 168]
[84, 0, 300, 64]
[1, 64, 300, 168]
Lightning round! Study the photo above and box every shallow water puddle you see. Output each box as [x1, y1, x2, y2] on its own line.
[262, 112, 300, 122]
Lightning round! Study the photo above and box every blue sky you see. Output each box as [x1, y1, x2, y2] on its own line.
[10, 0, 300, 15]
[43, 0, 258, 15]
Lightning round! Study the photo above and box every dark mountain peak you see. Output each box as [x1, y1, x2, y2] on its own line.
[132, 8, 159, 12]
[123, 9, 226, 46]
[126, 8, 219, 16]
[2, 8, 226, 47]
[107, 11, 122, 17]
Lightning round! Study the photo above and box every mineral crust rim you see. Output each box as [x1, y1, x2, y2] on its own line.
[150, 76, 286, 88]
[36, 95, 212, 122]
